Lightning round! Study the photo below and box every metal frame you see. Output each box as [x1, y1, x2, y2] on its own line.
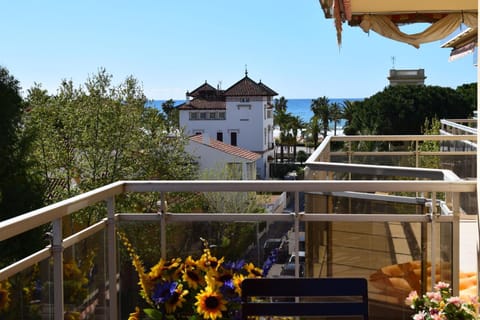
[0, 134, 475, 319]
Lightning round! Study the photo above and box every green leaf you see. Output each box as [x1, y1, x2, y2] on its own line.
[143, 308, 164, 320]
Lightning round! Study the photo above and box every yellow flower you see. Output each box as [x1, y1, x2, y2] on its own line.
[128, 306, 141, 320]
[198, 251, 224, 272]
[195, 286, 227, 320]
[183, 265, 205, 290]
[232, 274, 244, 296]
[0, 281, 11, 312]
[165, 283, 189, 313]
[149, 257, 182, 281]
[244, 262, 263, 278]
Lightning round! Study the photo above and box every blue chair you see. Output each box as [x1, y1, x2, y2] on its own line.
[241, 277, 369, 319]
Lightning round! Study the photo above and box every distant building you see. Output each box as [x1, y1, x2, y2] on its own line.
[186, 134, 260, 180]
[388, 69, 426, 86]
[177, 71, 277, 179]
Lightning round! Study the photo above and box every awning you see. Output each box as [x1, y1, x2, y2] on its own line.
[441, 27, 477, 61]
[319, 0, 478, 47]
[448, 41, 476, 61]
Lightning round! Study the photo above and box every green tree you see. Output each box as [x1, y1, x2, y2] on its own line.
[344, 85, 470, 136]
[287, 115, 305, 162]
[161, 98, 179, 131]
[296, 150, 308, 164]
[307, 115, 321, 148]
[455, 82, 477, 115]
[273, 97, 289, 162]
[418, 117, 441, 169]
[0, 67, 44, 258]
[341, 99, 360, 134]
[25, 68, 197, 215]
[329, 102, 342, 136]
[199, 165, 264, 260]
[311, 96, 330, 138]
[0, 66, 45, 319]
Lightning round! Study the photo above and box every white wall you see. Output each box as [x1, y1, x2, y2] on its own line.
[185, 140, 257, 179]
[179, 95, 274, 179]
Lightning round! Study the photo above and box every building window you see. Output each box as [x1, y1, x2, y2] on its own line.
[217, 132, 223, 142]
[230, 132, 237, 146]
[240, 97, 250, 102]
[199, 112, 207, 120]
[210, 112, 216, 119]
[237, 104, 251, 110]
[219, 112, 226, 120]
[190, 112, 198, 120]
[267, 109, 273, 119]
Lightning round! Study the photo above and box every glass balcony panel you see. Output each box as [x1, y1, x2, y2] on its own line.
[1, 259, 50, 319]
[117, 219, 302, 318]
[63, 230, 107, 319]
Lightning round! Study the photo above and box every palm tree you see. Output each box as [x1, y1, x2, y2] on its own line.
[288, 115, 305, 162]
[329, 102, 342, 136]
[273, 97, 289, 162]
[341, 100, 357, 132]
[308, 115, 321, 149]
[311, 96, 330, 138]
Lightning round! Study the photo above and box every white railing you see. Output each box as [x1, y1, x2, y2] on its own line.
[0, 134, 477, 319]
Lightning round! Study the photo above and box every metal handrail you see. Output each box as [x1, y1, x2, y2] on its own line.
[0, 133, 476, 319]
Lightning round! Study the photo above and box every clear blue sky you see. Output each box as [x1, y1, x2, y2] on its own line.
[1, 1, 477, 100]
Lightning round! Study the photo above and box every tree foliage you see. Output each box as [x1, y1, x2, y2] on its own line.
[310, 96, 330, 138]
[343, 85, 471, 135]
[455, 82, 477, 114]
[0, 66, 45, 266]
[24, 68, 197, 213]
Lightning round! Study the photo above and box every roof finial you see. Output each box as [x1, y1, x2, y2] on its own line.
[244, 64, 248, 76]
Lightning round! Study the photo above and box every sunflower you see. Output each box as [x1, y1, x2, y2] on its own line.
[165, 283, 189, 313]
[183, 264, 205, 290]
[0, 281, 11, 312]
[232, 273, 244, 296]
[198, 250, 224, 272]
[195, 286, 227, 320]
[127, 306, 141, 320]
[244, 262, 263, 278]
[149, 257, 182, 281]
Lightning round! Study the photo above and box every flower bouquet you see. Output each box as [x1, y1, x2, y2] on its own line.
[405, 281, 479, 320]
[119, 233, 277, 320]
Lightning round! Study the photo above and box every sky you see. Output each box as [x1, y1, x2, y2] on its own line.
[1, 1, 477, 101]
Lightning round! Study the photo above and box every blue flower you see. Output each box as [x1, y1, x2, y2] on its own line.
[262, 248, 278, 276]
[152, 281, 177, 304]
[223, 260, 245, 272]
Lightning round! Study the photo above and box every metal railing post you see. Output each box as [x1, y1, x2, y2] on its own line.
[429, 193, 437, 291]
[107, 196, 118, 320]
[451, 191, 460, 296]
[52, 218, 64, 320]
[294, 191, 300, 277]
[160, 192, 167, 260]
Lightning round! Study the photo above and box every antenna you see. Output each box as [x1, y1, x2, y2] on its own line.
[391, 56, 396, 69]
[244, 64, 248, 76]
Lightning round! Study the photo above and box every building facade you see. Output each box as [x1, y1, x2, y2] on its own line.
[177, 72, 277, 179]
[186, 134, 260, 180]
[388, 68, 426, 86]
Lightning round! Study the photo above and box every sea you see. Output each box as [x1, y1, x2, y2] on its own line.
[147, 98, 364, 129]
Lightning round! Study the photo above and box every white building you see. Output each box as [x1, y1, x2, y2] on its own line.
[186, 134, 260, 180]
[178, 71, 277, 179]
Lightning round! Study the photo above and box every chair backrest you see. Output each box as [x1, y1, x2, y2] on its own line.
[241, 277, 369, 319]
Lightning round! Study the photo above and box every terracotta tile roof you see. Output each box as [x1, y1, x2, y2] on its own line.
[177, 97, 226, 110]
[190, 134, 260, 161]
[189, 81, 217, 98]
[224, 75, 278, 97]
[257, 81, 278, 96]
